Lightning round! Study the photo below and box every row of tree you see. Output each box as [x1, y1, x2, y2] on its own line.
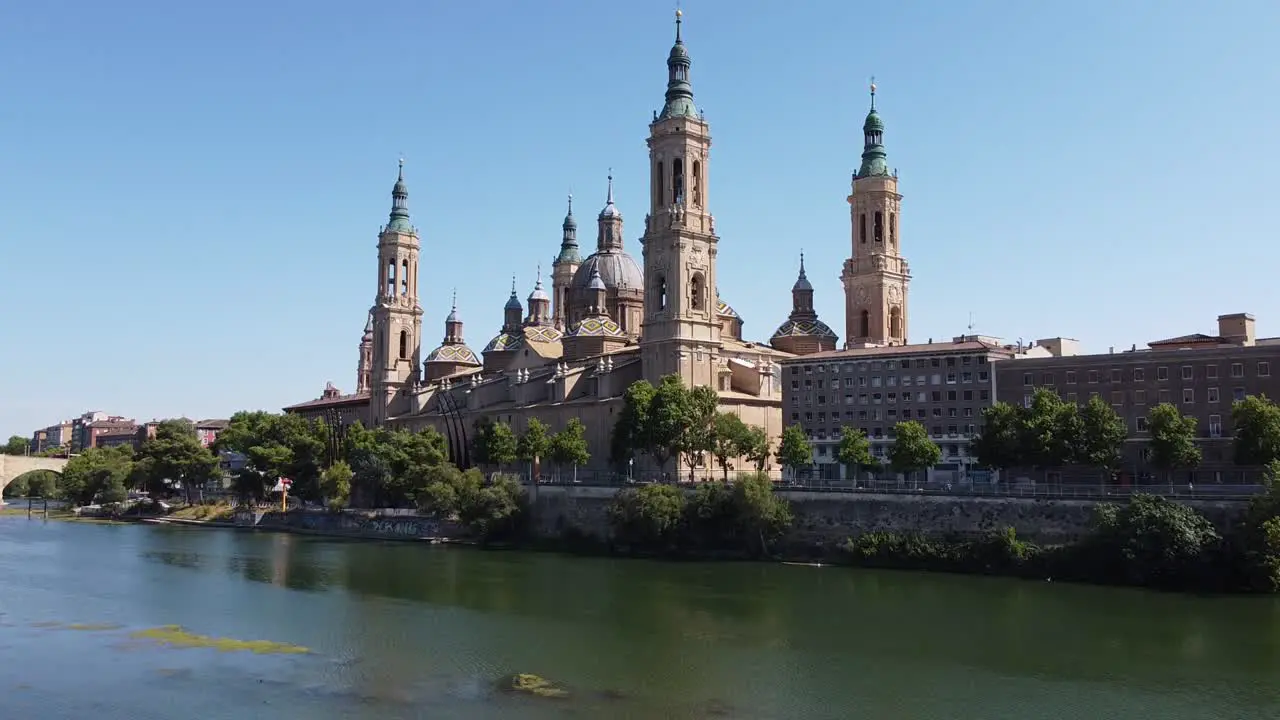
[971, 390, 1280, 479]
[469, 417, 590, 479]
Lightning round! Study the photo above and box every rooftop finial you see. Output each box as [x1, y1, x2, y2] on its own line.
[567, 192, 573, 214]
[398, 155, 405, 179]
[511, 275, 517, 295]
[869, 76, 877, 110]
[607, 169, 614, 204]
[799, 250, 807, 277]
[536, 263, 542, 286]
[451, 287, 457, 310]
[675, 7, 683, 42]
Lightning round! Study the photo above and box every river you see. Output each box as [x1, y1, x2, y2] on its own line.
[1, 518, 1278, 719]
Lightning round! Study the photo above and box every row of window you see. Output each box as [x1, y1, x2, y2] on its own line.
[1022, 386, 1250, 408]
[792, 355, 990, 375]
[1021, 361, 1270, 387]
[791, 421, 978, 440]
[793, 370, 991, 392]
[813, 443, 968, 459]
[797, 388, 993, 407]
[1134, 414, 1225, 438]
[794, 405, 981, 425]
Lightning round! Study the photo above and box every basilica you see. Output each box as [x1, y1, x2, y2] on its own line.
[286, 12, 907, 477]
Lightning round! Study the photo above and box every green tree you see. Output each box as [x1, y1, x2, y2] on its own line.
[1232, 395, 1280, 468]
[888, 420, 941, 483]
[710, 412, 752, 481]
[612, 380, 656, 467]
[608, 483, 687, 551]
[320, 460, 353, 510]
[676, 385, 719, 483]
[517, 418, 552, 479]
[60, 446, 135, 506]
[470, 417, 496, 468]
[1078, 395, 1128, 483]
[1018, 388, 1083, 469]
[775, 424, 812, 481]
[136, 420, 221, 504]
[740, 425, 771, 472]
[1091, 494, 1219, 588]
[215, 411, 329, 503]
[548, 419, 590, 482]
[487, 422, 519, 471]
[971, 402, 1023, 472]
[1147, 402, 1201, 484]
[836, 427, 877, 483]
[730, 472, 793, 557]
[2, 435, 28, 455]
[458, 473, 524, 541]
[647, 375, 694, 476]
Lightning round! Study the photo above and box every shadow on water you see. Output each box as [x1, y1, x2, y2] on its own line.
[132, 524, 1280, 715]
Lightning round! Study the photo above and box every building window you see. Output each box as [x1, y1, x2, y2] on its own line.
[1022, 395, 1032, 408]
[1136, 417, 1148, 432]
[1182, 388, 1194, 404]
[979, 371, 990, 382]
[655, 274, 668, 311]
[1206, 365, 1218, 380]
[1041, 372, 1054, 385]
[1208, 387, 1219, 403]
[890, 212, 897, 244]
[692, 160, 703, 207]
[859, 310, 870, 337]
[1133, 368, 1145, 382]
[1110, 391, 1124, 405]
[689, 272, 706, 311]
[1066, 392, 1077, 403]
[874, 211, 883, 242]
[1209, 414, 1222, 438]
[1135, 389, 1146, 404]
[1231, 363, 1244, 378]
[1088, 370, 1099, 383]
[1181, 366, 1193, 381]
[671, 157, 685, 203]
[1066, 371, 1077, 384]
[399, 330, 408, 359]
[1023, 373, 1033, 386]
[1261, 362, 1271, 377]
[1234, 387, 1246, 402]
[401, 259, 410, 296]
[1158, 389, 1170, 404]
[1111, 369, 1122, 383]
[655, 161, 664, 208]
[1156, 366, 1168, 381]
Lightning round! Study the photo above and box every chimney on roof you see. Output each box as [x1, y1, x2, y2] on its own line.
[1109, 346, 1114, 354]
[928, 338, 933, 344]
[1218, 313, 1256, 347]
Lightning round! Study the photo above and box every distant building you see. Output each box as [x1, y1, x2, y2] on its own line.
[996, 313, 1280, 486]
[85, 419, 138, 450]
[194, 419, 229, 448]
[30, 429, 47, 454]
[777, 336, 1065, 482]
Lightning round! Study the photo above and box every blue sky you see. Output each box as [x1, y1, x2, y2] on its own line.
[2, 0, 1278, 437]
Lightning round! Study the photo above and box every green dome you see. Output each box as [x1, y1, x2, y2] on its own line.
[863, 109, 884, 134]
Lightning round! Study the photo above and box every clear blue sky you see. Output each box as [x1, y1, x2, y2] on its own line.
[3, 0, 1278, 438]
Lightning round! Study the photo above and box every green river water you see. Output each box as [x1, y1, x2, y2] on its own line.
[1, 518, 1278, 719]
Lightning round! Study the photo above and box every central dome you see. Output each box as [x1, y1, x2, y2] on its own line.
[571, 250, 643, 292]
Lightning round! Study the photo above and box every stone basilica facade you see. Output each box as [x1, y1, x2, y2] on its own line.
[286, 13, 903, 477]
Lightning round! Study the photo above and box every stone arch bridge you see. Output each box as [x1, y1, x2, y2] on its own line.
[0, 455, 69, 503]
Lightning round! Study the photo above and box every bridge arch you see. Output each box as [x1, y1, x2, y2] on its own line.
[0, 456, 69, 504]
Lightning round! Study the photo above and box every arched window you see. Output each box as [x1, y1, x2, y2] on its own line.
[890, 213, 897, 245]
[690, 272, 705, 311]
[656, 275, 668, 311]
[401, 259, 409, 295]
[859, 310, 870, 338]
[874, 211, 883, 242]
[859, 214, 867, 244]
[387, 259, 396, 296]
[692, 160, 703, 207]
[672, 158, 684, 204]
[399, 330, 408, 359]
[889, 307, 903, 339]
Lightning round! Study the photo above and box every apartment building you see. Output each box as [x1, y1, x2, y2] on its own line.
[996, 313, 1280, 484]
[777, 335, 1071, 481]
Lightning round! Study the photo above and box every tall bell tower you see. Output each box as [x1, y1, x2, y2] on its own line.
[841, 82, 911, 347]
[369, 159, 423, 425]
[640, 10, 721, 388]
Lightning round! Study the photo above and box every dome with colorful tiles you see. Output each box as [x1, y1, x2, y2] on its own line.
[425, 343, 481, 366]
[770, 318, 838, 343]
[717, 297, 739, 319]
[566, 315, 625, 338]
[523, 324, 563, 344]
[483, 331, 523, 353]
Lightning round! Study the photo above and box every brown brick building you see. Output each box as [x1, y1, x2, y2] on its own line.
[996, 313, 1280, 485]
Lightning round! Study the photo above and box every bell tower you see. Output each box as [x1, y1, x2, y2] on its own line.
[640, 10, 721, 388]
[841, 82, 911, 347]
[369, 159, 424, 425]
[550, 194, 580, 330]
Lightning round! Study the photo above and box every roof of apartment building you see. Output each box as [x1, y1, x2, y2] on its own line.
[194, 419, 230, 430]
[777, 337, 1021, 364]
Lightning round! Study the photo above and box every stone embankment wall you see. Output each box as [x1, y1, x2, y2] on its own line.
[528, 485, 1253, 545]
[235, 508, 461, 540]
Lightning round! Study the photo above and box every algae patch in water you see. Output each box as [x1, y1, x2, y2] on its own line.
[506, 673, 569, 699]
[129, 625, 309, 655]
[65, 623, 123, 632]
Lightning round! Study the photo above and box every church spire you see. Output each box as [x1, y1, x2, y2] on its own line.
[387, 158, 412, 232]
[858, 80, 889, 178]
[597, 171, 624, 251]
[658, 9, 697, 120]
[556, 193, 581, 265]
[444, 289, 464, 344]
